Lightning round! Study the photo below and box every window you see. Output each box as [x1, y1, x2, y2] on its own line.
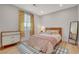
[24, 13, 31, 40]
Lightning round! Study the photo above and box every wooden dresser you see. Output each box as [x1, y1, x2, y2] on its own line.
[0, 31, 21, 48]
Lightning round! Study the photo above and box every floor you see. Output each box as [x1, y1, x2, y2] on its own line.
[0, 44, 20, 54]
[59, 41, 79, 54]
[0, 41, 79, 54]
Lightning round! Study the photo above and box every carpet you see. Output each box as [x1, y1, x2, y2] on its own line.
[54, 46, 69, 54]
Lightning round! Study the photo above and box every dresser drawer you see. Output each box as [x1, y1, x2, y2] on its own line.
[1, 31, 20, 47]
[2, 37, 14, 46]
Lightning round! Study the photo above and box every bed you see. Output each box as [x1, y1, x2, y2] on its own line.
[19, 27, 62, 54]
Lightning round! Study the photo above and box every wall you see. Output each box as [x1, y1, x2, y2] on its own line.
[34, 15, 41, 34]
[77, 5, 79, 45]
[0, 5, 19, 47]
[0, 5, 19, 32]
[41, 6, 78, 41]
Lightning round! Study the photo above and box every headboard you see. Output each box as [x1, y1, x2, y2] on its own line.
[45, 27, 62, 36]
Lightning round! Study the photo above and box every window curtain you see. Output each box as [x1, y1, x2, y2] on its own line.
[30, 14, 34, 35]
[18, 10, 24, 37]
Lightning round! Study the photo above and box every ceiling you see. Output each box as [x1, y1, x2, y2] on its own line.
[14, 4, 77, 16]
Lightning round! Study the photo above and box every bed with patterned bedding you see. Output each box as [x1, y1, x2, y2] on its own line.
[18, 34, 62, 54]
[19, 27, 62, 54]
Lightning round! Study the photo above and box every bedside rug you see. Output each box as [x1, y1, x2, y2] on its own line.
[54, 46, 69, 54]
[17, 43, 40, 54]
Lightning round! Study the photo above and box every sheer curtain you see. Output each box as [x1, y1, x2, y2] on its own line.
[24, 13, 31, 40]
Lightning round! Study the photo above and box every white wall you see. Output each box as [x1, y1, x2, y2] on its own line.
[0, 5, 19, 47]
[34, 15, 41, 34]
[0, 5, 19, 32]
[77, 5, 79, 45]
[41, 6, 78, 41]
[78, 5, 79, 21]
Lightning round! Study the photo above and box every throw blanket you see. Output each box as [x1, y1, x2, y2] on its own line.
[26, 34, 61, 53]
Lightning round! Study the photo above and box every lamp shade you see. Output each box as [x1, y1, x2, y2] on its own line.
[41, 26, 45, 32]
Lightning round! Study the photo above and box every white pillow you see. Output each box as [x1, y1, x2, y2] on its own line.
[46, 30, 60, 34]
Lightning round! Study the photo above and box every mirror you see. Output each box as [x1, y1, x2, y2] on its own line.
[69, 21, 78, 45]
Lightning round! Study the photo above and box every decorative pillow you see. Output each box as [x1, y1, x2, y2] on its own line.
[40, 32, 51, 34]
[46, 30, 60, 34]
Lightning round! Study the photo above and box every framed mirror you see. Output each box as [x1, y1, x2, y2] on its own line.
[69, 21, 78, 45]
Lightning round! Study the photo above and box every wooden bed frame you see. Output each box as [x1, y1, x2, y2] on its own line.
[45, 27, 62, 49]
[45, 27, 62, 36]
